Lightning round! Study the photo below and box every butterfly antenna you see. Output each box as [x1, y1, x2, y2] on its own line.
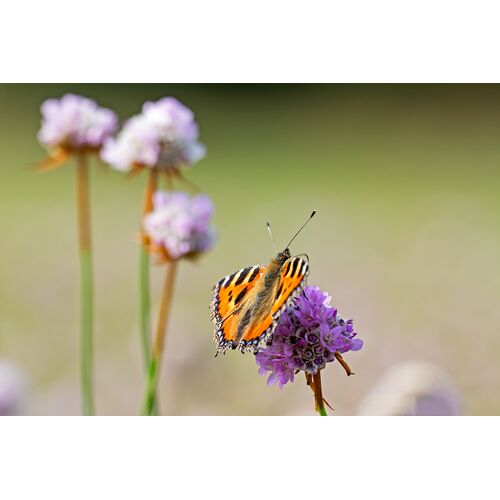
[286, 210, 317, 249]
[266, 222, 279, 252]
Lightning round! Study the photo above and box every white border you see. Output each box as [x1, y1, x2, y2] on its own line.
[2, 1, 500, 82]
[0, 417, 498, 498]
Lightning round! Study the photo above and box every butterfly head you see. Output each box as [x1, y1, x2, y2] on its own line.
[276, 248, 291, 264]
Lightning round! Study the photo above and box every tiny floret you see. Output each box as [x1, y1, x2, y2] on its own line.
[143, 191, 215, 260]
[255, 286, 362, 388]
[38, 94, 117, 150]
[101, 97, 205, 172]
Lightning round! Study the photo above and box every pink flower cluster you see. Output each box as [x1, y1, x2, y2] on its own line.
[101, 97, 206, 171]
[38, 94, 117, 150]
[143, 191, 215, 260]
[256, 286, 362, 388]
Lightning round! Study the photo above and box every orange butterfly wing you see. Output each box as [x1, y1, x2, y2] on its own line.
[238, 256, 309, 351]
[210, 264, 264, 351]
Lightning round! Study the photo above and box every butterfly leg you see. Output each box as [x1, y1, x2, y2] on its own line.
[334, 352, 355, 376]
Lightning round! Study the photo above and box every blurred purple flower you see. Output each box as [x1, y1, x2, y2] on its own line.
[101, 97, 205, 172]
[0, 361, 27, 416]
[38, 94, 117, 150]
[255, 286, 363, 388]
[143, 190, 215, 260]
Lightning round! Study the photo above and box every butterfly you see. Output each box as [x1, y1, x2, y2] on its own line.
[210, 211, 316, 355]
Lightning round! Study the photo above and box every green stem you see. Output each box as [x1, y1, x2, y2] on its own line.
[141, 261, 177, 416]
[76, 154, 94, 416]
[317, 404, 328, 416]
[139, 245, 151, 368]
[142, 356, 159, 416]
[138, 169, 158, 371]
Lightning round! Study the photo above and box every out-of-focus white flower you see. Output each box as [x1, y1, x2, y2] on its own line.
[101, 97, 205, 172]
[357, 361, 462, 416]
[143, 190, 215, 261]
[38, 94, 117, 150]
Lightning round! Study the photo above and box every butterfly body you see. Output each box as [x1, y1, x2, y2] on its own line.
[211, 248, 309, 354]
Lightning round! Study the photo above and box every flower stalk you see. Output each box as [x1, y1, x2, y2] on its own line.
[76, 153, 94, 416]
[139, 169, 158, 370]
[312, 371, 328, 416]
[142, 261, 178, 415]
[37, 94, 118, 416]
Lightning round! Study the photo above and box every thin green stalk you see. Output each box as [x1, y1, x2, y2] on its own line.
[76, 153, 94, 416]
[142, 356, 159, 415]
[141, 261, 177, 416]
[317, 404, 328, 416]
[139, 245, 151, 368]
[139, 169, 158, 371]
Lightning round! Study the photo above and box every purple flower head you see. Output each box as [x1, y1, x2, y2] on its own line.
[255, 286, 363, 388]
[101, 97, 205, 172]
[38, 94, 117, 150]
[0, 361, 27, 416]
[143, 190, 215, 260]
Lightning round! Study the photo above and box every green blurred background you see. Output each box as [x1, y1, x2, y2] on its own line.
[1, 84, 499, 415]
